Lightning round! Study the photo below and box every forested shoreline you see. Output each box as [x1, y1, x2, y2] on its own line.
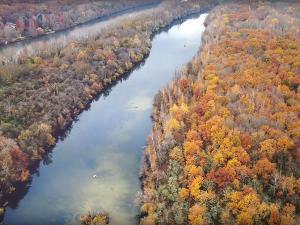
[140, 1, 300, 224]
[1, 0, 300, 224]
[0, 0, 215, 220]
[0, 0, 159, 46]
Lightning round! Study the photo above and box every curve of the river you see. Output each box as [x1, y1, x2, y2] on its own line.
[3, 13, 208, 225]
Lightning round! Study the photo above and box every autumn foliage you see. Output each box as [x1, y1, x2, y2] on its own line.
[0, 0, 211, 214]
[140, 1, 300, 225]
[0, 0, 157, 45]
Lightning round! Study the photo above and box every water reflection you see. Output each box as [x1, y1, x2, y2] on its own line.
[4, 13, 208, 225]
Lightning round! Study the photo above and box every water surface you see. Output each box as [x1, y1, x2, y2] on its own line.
[4, 13, 208, 225]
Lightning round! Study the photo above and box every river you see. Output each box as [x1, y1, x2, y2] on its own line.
[0, 3, 159, 64]
[3, 13, 208, 225]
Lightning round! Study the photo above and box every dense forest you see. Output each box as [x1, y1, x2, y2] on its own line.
[140, 1, 300, 225]
[0, 0, 158, 45]
[0, 0, 299, 224]
[0, 0, 214, 220]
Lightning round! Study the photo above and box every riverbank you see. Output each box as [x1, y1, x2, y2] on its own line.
[140, 1, 300, 224]
[3, 12, 210, 225]
[0, 5, 162, 64]
[0, 0, 216, 220]
[0, 0, 159, 46]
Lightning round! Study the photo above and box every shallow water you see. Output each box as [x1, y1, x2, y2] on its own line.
[3, 13, 208, 225]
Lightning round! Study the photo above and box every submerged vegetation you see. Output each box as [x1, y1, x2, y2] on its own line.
[140, 1, 300, 225]
[80, 212, 109, 225]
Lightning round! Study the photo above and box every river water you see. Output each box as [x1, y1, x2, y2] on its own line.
[3, 13, 208, 225]
[0, 4, 158, 64]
